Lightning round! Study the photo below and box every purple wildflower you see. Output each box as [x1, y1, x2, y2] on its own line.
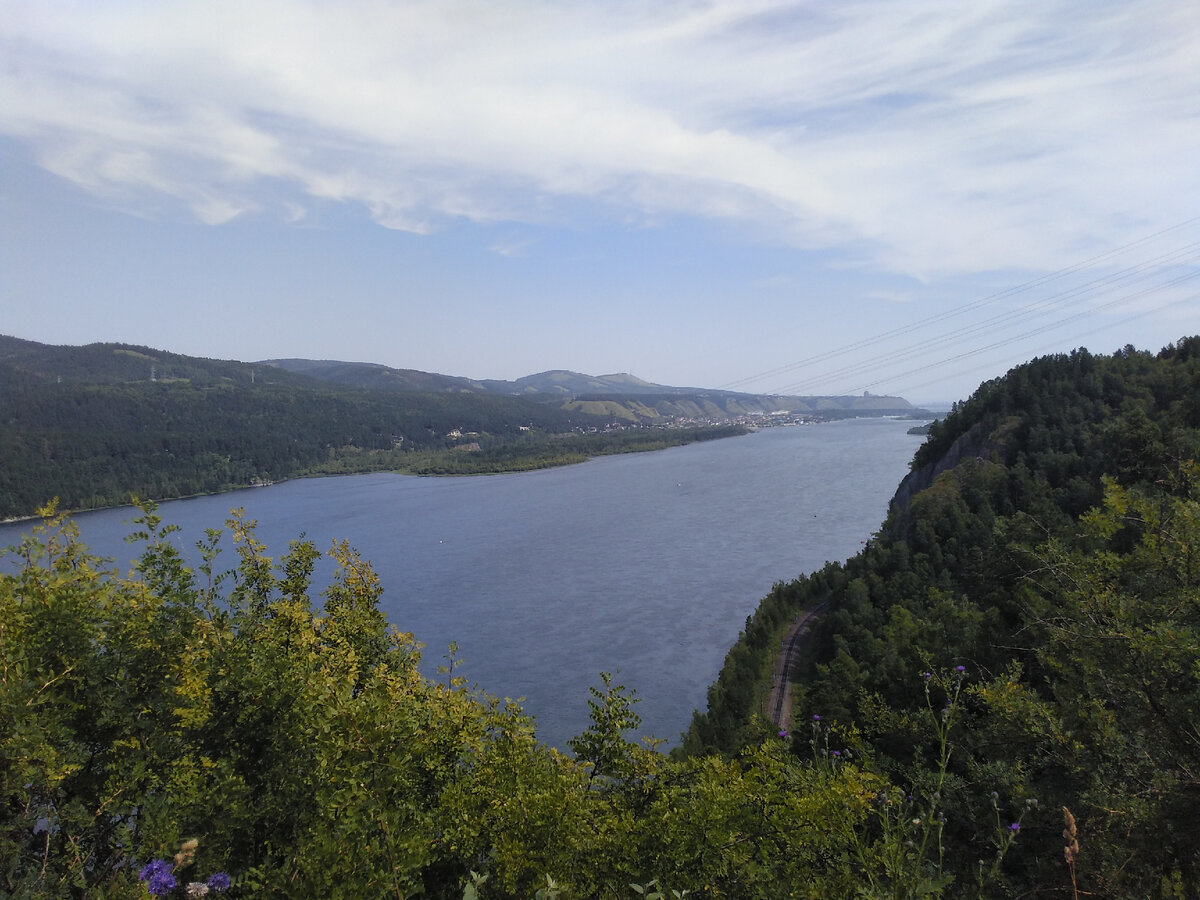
[207, 872, 232, 892]
[147, 870, 178, 896]
[831, 750, 841, 758]
[921, 671, 932, 679]
[778, 730, 788, 739]
[139, 859, 172, 882]
[1009, 822, 1021, 833]
[812, 714, 821, 722]
[955, 665, 966, 673]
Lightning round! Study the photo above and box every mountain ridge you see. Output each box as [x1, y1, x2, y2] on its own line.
[260, 356, 919, 415]
[1, 335, 920, 418]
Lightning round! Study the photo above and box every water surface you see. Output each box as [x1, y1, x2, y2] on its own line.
[1, 418, 923, 748]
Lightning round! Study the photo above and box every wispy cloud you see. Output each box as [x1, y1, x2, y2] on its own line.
[2, 0, 1197, 276]
[489, 235, 540, 258]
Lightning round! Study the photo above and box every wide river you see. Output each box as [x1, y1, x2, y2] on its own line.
[1, 418, 924, 749]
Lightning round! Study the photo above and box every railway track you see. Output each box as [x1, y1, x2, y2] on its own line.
[768, 598, 830, 729]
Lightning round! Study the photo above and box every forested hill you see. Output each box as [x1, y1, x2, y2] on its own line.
[260, 357, 487, 393]
[0, 334, 313, 387]
[0, 337, 617, 518]
[684, 337, 1200, 896]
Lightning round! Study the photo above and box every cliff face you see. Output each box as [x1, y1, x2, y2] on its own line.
[886, 415, 1023, 537]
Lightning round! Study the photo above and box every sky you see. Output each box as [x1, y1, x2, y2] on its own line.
[2, 1, 1198, 404]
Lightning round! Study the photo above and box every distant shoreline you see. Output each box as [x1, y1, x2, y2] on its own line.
[3, 424, 753, 524]
[4, 417, 932, 524]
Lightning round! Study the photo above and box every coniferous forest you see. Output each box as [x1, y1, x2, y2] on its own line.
[2, 338, 1199, 898]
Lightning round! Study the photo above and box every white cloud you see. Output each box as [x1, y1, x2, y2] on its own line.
[2, 0, 1197, 275]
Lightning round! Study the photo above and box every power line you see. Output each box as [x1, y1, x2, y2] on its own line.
[719, 215, 1200, 394]
[841, 279, 1200, 397]
[772, 244, 1200, 395]
[883, 290, 1200, 401]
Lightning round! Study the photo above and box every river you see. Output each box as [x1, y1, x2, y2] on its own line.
[0, 417, 925, 749]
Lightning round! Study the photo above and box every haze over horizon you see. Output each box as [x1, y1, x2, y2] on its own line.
[3, 1, 1198, 405]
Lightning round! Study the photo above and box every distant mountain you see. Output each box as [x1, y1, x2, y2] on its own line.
[261, 358, 487, 393]
[481, 370, 673, 396]
[2, 337, 918, 418]
[260, 362, 677, 397]
[258, 357, 921, 420]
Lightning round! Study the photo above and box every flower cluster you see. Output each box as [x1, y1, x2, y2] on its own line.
[137, 840, 231, 897]
[138, 860, 177, 896]
[138, 863, 231, 897]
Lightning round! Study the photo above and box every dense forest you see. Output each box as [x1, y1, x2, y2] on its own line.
[2, 338, 1197, 897]
[0, 375, 600, 517]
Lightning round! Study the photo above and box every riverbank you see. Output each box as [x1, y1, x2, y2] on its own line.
[3, 424, 749, 521]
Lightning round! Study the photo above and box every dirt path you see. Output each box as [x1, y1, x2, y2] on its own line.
[766, 599, 830, 731]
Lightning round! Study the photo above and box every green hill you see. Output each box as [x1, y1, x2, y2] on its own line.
[260, 357, 488, 393]
[684, 337, 1200, 895]
[0, 337, 614, 518]
[0, 334, 315, 387]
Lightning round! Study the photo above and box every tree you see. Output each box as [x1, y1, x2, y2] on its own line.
[1028, 469, 1200, 894]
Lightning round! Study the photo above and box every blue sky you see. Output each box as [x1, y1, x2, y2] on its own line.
[2, 1, 1198, 404]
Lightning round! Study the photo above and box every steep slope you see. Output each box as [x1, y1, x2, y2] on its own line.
[684, 337, 1200, 896]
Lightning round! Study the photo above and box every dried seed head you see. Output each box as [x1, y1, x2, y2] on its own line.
[1062, 807, 1080, 866]
[174, 838, 199, 867]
